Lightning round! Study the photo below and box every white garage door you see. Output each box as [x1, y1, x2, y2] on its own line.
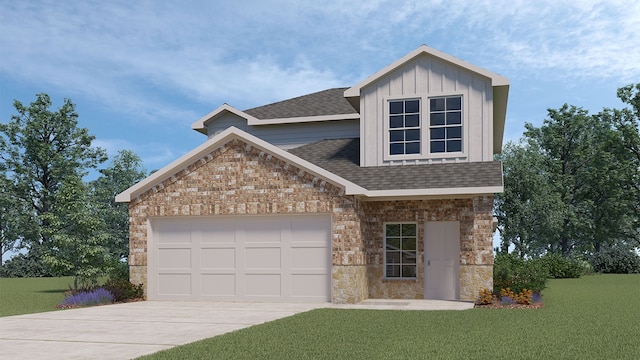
[148, 214, 331, 302]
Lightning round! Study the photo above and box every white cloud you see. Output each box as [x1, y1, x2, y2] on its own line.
[1, 0, 638, 130]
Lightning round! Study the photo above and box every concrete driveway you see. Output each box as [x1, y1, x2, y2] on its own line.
[0, 301, 328, 360]
[0, 299, 473, 360]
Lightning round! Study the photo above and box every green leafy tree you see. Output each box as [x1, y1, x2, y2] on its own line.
[495, 141, 563, 256]
[597, 84, 640, 249]
[497, 85, 640, 259]
[42, 176, 112, 288]
[0, 93, 107, 273]
[90, 150, 147, 262]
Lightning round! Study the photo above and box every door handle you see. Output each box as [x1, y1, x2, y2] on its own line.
[427, 260, 430, 266]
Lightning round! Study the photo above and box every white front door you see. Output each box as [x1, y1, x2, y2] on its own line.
[424, 221, 460, 300]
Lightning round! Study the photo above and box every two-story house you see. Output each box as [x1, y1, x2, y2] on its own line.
[116, 45, 509, 304]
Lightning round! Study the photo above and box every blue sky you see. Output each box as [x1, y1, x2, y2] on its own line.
[1, 0, 639, 173]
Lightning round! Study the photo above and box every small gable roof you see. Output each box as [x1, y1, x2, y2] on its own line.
[344, 45, 510, 154]
[191, 88, 359, 134]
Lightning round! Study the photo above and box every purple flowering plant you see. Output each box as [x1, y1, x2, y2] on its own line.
[500, 296, 515, 305]
[58, 288, 115, 309]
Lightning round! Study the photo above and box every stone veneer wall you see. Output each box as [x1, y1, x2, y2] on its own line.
[361, 196, 494, 301]
[128, 139, 367, 304]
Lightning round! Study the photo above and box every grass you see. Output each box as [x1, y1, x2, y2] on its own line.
[138, 274, 640, 360]
[0, 276, 73, 317]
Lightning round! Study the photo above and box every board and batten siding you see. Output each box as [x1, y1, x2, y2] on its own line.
[360, 53, 494, 167]
[207, 115, 360, 150]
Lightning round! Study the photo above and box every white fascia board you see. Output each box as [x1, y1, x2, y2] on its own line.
[248, 113, 360, 125]
[345, 45, 509, 97]
[362, 186, 504, 200]
[116, 126, 367, 202]
[191, 104, 260, 133]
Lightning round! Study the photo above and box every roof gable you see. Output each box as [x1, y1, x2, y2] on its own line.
[344, 45, 509, 98]
[345, 45, 509, 154]
[116, 127, 366, 202]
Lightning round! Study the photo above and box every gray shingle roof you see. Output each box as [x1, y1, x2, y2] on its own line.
[288, 138, 503, 191]
[244, 88, 357, 119]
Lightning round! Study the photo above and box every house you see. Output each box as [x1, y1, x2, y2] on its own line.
[116, 45, 509, 304]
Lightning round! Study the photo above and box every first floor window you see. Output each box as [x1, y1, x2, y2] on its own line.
[429, 96, 462, 153]
[385, 223, 417, 278]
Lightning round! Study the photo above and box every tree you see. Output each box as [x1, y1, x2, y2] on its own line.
[0, 93, 107, 272]
[90, 150, 147, 262]
[497, 86, 640, 259]
[42, 175, 112, 288]
[596, 84, 640, 249]
[495, 141, 563, 256]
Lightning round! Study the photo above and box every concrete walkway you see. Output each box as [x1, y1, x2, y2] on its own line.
[0, 299, 474, 360]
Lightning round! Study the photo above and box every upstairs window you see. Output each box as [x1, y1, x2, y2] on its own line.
[429, 96, 462, 153]
[389, 99, 421, 155]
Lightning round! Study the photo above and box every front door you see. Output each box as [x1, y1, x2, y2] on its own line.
[424, 221, 460, 300]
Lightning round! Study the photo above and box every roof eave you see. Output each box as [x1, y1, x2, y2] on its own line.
[493, 85, 510, 154]
[190, 104, 260, 133]
[116, 126, 367, 203]
[359, 186, 504, 201]
[345, 45, 509, 98]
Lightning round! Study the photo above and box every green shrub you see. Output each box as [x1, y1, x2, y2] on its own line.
[540, 253, 586, 278]
[590, 247, 640, 274]
[102, 279, 144, 302]
[493, 253, 548, 294]
[108, 261, 130, 282]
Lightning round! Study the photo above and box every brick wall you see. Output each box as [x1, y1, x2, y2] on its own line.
[361, 196, 494, 301]
[127, 137, 493, 303]
[128, 139, 366, 303]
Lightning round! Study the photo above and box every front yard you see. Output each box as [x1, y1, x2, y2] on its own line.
[139, 274, 640, 359]
[1, 275, 638, 359]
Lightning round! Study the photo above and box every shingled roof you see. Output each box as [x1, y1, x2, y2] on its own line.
[244, 88, 357, 119]
[289, 138, 503, 191]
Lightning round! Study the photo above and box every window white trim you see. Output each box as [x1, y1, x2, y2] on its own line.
[383, 92, 468, 162]
[384, 222, 418, 279]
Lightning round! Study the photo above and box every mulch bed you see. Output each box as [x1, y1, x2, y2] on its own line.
[474, 302, 543, 309]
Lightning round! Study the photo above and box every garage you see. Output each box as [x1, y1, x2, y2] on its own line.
[148, 214, 332, 302]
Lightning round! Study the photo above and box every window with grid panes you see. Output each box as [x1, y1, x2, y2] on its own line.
[385, 223, 417, 278]
[388, 99, 421, 155]
[429, 96, 462, 153]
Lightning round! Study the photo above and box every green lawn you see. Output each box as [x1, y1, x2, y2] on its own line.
[139, 274, 640, 360]
[0, 276, 72, 316]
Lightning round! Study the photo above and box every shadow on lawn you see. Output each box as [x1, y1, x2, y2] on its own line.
[37, 289, 67, 294]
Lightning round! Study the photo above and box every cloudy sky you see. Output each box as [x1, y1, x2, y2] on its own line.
[1, 0, 639, 173]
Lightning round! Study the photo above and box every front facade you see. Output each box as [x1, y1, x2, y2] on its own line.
[117, 45, 509, 304]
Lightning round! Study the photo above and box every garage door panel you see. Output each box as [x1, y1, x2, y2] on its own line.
[245, 218, 282, 243]
[157, 274, 191, 296]
[291, 216, 330, 242]
[292, 274, 329, 297]
[201, 274, 235, 296]
[156, 221, 191, 244]
[150, 214, 330, 302]
[245, 274, 281, 296]
[245, 247, 281, 269]
[158, 248, 191, 269]
[199, 220, 236, 243]
[291, 247, 329, 269]
[201, 248, 235, 269]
